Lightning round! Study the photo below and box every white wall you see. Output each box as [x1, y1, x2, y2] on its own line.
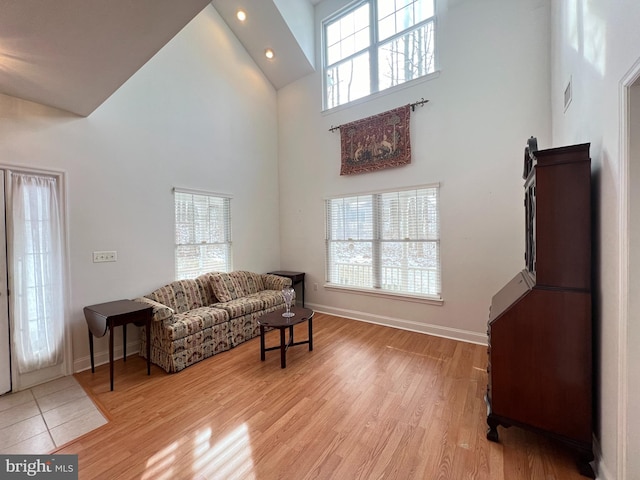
[0, 5, 281, 372]
[277, 0, 551, 341]
[551, 1, 640, 479]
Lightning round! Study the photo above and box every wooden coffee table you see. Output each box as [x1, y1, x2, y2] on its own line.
[258, 306, 313, 368]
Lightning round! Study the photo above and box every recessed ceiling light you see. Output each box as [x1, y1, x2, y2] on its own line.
[236, 9, 247, 22]
[265, 48, 275, 59]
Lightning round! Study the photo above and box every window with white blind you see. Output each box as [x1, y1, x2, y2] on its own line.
[323, 0, 437, 110]
[325, 185, 440, 299]
[174, 189, 232, 280]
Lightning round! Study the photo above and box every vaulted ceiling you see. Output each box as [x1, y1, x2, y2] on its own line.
[210, 0, 317, 91]
[0, 0, 320, 117]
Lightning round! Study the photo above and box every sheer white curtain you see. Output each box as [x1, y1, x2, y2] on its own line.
[10, 172, 65, 374]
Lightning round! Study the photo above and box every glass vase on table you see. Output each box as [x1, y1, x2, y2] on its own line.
[281, 287, 295, 317]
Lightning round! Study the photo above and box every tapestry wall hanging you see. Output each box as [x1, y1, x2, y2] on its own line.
[340, 104, 411, 175]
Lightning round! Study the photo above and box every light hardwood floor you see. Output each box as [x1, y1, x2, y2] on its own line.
[60, 313, 589, 479]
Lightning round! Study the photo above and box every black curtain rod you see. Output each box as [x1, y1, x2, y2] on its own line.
[328, 98, 429, 132]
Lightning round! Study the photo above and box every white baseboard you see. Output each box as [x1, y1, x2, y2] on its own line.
[74, 306, 486, 374]
[74, 341, 141, 373]
[75, 305, 487, 371]
[306, 301, 488, 345]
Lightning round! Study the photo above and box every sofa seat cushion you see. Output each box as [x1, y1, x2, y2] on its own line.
[208, 271, 266, 302]
[166, 306, 229, 341]
[215, 290, 284, 318]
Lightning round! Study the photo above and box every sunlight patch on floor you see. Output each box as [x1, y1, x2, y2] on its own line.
[142, 439, 180, 480]
[192, 423, 255, 480]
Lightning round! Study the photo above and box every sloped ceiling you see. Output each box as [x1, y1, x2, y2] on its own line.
[0, 0, 212, 116]
[210, 0, 317, 90]
[0, 0, 320, 117]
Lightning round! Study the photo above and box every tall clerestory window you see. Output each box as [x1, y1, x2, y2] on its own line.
[323, 0, 437, 110]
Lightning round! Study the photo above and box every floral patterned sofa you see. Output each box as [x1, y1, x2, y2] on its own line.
[135, 271, 291, 373]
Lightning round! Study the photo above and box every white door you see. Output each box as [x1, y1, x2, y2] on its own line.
[2, 170, 69, 393]
[0, 171, 10, 395]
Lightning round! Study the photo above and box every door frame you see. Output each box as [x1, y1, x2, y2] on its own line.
[618, 56, 640, 480]
[0, 171, 10, 395]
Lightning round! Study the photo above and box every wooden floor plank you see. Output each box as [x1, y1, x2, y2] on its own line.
[56, 313, 588, 479]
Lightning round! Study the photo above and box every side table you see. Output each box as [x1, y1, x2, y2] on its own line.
[83, 299, 153, 391]
[268, 271, 305, 307]
[258, 306, 314, 368]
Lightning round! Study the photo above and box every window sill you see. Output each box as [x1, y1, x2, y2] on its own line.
[322, 70, 441, 115]
[324, 284, 443, 306]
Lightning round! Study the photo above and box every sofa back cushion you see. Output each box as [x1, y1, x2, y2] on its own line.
[209, 271, 265, 302]
[234, 271, 265, 296]
[195, 273, 218, 305]
[145, 279, 206, 313]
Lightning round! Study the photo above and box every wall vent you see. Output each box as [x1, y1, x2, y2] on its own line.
[564, 76, 572, 112]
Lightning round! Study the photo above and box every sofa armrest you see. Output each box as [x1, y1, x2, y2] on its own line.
[262, 274, 292, 290]
[134, 297, 175, 323]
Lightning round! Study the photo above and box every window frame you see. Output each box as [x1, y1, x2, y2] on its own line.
[324, 184, 442, 304]
[173, 188, 233, 280]
[322, 0, 438, 111]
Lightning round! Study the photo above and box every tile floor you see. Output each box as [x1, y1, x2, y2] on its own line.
[0, 376, 107, 454]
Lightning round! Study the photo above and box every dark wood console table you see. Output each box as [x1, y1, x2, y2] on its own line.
[83, 299, 152, 391]
[268, 271, 305, 307]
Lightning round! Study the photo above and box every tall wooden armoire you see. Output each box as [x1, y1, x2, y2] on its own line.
[486, 141, 594, 478]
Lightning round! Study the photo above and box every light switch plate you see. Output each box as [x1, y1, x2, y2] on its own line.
[93, 251, 117, 263]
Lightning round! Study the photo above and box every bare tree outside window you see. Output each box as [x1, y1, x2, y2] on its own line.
[379, 22, 435, 90]
[324, 0, 436, 110]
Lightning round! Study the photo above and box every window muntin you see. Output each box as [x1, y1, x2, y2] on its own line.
[325, 3, 370, 65]
[325, 186, 441, 298]
[324, 0, 436, 110]
[377, 0, 434, 41]
[326, 51, 371, 110]
[378, 21, 435, 90]
[174, 190, 232, 280]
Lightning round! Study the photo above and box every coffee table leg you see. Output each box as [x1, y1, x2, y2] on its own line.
[308, 318, 313, 351]
[260, 325, 266, 361]
[280, 328, 286, 368]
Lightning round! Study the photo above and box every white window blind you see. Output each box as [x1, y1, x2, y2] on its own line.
[325, 185, 440, 298]
[174, 189, 232, 280]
